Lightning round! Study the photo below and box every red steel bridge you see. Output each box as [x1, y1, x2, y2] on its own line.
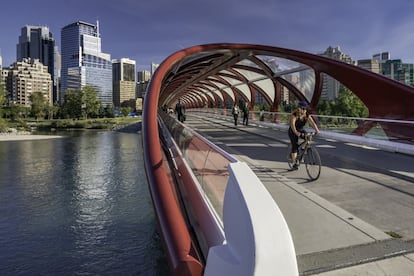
[142, 43, 414, 275]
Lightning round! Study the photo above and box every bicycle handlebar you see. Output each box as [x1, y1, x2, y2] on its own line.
[300, 131, 316, 141]
[300, 131, 315, 137]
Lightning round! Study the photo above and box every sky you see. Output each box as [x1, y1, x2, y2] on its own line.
[1, 0, 414, 71]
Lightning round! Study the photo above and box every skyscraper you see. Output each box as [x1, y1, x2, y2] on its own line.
[373, 52, 390, 62]
[16, 25, 57, 103]
[136, 70, 151, 98]
[382, 59, 414, 87]
[319, 46, 355, 100]
[357, 59, 381, 74]
[61, 21, 112, 106]
[112, 58, 136, 108]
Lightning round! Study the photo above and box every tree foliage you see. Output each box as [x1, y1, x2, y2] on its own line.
[61, 90, 82, 119]
[104, 104, 115, 118]
[0, 76, 7, 131]
[81, 86, 100, 119]
[120, 106, 132, 117]
[1, 83, 119, 121]
[317, 86, 368, 118]
[0, 80, 5, 108]
[60, 86, 103, 119]
[3, 103, 29, 120]
[30, 92, 47, 120]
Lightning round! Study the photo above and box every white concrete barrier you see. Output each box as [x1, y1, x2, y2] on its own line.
[204, 162, 298, 276]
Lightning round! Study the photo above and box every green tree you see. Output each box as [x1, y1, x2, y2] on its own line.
[104, 104, 115, 118]
[120, 106, 132, 117]
[334, 86, 368, 118]
[62, 90, 82, 119]
[81, 86, 100, 119]
[46, 103, 60, 120]
[317, 86, 368, 118]
[317, 99, 333, 116]
[0, 80, 5, 109]
[0, 77, 7, 131]
[3, 103, 29, 120]
[30, 92, 47, 120]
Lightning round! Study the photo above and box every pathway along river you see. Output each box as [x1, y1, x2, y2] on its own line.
[0, 126, 168, 275]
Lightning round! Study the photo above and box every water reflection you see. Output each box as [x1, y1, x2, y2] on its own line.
[0, 130, 168, 275]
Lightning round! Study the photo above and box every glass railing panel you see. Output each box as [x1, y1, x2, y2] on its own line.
[160, 111, 235, 219]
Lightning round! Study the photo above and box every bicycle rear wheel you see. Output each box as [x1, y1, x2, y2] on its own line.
[304, 147, 321, 180]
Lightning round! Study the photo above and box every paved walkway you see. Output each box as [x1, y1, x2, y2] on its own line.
[185, 113, 414, 275]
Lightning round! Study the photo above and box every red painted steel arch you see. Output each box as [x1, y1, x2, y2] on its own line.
[157, 44, 414, 140]
[143, 43, 414, 275]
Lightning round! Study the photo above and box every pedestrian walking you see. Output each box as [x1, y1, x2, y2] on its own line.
[232, 104, 239, 126]
[175, 99, 186, 122]
[242, 103, 249, 126]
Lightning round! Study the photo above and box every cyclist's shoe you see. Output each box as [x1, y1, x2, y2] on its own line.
[292, 163, 299, 170]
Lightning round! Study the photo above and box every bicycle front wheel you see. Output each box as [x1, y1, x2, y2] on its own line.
[304, 147, 321, 180]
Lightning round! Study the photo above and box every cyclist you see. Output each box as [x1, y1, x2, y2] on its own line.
[288, 101, 320, 170]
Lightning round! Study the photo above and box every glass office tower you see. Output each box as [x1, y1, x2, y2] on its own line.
[17, 25, 57, 103]
[61, 21, 112, 106]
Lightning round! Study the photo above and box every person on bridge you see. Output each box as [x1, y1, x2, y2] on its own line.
[288, 101, 320, 170]
[175, 99, 185, 122]
[242, 103, 250, 126]
[232, 104, 240, 126]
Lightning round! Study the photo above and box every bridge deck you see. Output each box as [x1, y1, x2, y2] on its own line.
[184, 113, 414, 275]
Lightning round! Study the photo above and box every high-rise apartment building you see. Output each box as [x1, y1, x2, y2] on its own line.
[16, 26, 58, 103]
[112, 58, 136, 108]
[1, 50, 5, 86]
[371, 52, 390, 75]
[382, 59, 414, 87]
[151, 63, 159, 75]
[61, 21, 112, 106]
[373, 52, 390, 62]
[137, 70, 151, 83]
[0, 51, 4, 97]
[319, 46, 355, 101]
[136, 70, 151, 98]
[357, 59, 381, 74]
[5, 58, 52, 106]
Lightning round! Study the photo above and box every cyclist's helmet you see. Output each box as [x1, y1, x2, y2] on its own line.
[298, 101, 308, 108]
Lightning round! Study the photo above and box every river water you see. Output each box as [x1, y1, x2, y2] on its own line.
[0, 128, 168, 275]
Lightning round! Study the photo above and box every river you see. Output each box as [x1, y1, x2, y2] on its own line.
[0, 127, 168, 275]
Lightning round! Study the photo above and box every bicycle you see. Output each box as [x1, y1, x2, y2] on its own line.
[287, 132, 321, 181]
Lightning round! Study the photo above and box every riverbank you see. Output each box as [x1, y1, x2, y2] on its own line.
[0, 118, 142, 142]
[0, 133, 63, 141]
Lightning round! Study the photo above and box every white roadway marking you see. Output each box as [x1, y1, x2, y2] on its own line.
[315, 144, 336, 149]
[226, 143, 268, 147]
[324, 138, 338, 142]
[345, 142, 380, 150]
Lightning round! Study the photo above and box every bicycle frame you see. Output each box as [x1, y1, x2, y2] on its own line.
[297, 133, 314, 162]
[287, 131, 321, 180]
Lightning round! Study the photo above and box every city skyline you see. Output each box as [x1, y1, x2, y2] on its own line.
[1, 0, 414, 71]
